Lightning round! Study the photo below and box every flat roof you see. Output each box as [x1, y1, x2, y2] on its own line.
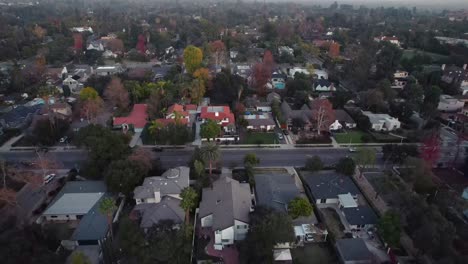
[338, 193, 358, 208]
[43, 193, 104, 215]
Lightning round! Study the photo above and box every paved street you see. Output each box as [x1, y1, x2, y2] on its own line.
[0, 147, 383, 170]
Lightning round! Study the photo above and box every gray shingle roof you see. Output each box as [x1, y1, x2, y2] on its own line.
[71, 194, 110, 241]
[199, 176, 251, 230]
[336, 238, 373, 262]
[254, 173, 300, 213]
[342, 206, 378, 226]
[335, 109, 355, 124]
[133, 167, 190, 199]
[135, 197, 185, 228]
[303, 171, 361, 200]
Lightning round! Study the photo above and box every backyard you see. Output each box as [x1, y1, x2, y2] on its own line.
[243, 132, 277, 144]
[291, 244, 338, 264]
[333, 130, 369, 144]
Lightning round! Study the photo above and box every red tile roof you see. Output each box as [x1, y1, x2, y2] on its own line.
[113, 104, 148, 129]
[155, 118, 188, 126]
[185, 104, 198, 111]
[200, 106, 235, 126]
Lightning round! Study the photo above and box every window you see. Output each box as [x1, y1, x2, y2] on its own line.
[320, 199, 326, 203]
[50, 216, 58, 218]
[221, 239, 230, 243]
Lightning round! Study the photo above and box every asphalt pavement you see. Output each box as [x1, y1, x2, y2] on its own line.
[0, 147, 383, 170]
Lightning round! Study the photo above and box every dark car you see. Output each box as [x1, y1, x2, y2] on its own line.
[283, 129, 289, 135]
[36, 147, 49, 153]
[152, 147, 164, 152]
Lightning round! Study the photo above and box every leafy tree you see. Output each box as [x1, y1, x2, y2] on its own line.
[382, 144, 419, 164]
[99, 197, 117, 239]
[286, 78, 310, 97]
[199, 143, 220, 177]
[117, 217, 146, 261]
[422, 85, 442, 119]
[200, 120, 221, 140]
[28, 117, 69, 146]
[150, 123, 193, 145]
[79, 87, 99, 101]
[335, 157, 356, 176]
[377, 211, 401, 248]
[193, 160, 205, 179]
[145, 222, 193, 264]
[305, 156, 324, 172]
[355, 148, 377, 175]
[189, 78, 205, 104]
[104, 77, 129, 110]
[239, 207, 294, 263]
[81, 97, 104, 124]
[183, 45, 203, 74]
[310, 99, 335, 135]
[71, 251, 91, 264]
[288, 197, 313, 219]
[75, 125, 130, 179]
[128, 147, 152, 175]
[180, 187, 198, 222]
[377, 79, 396, 101]
[244, 153, 260, 167]
[104, 160, 143, 195]
[193, 68, 210, 84]
[210, 70, 244, 104]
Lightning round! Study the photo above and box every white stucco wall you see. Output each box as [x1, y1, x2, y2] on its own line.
[215, 227, 234, 245]
[234, 220, 249, 241]
[201, 214, 213, 228]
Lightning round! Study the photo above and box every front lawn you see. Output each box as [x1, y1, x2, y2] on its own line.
[243, 132, 277, 144]
[291, 244, 338, 264]
[333, 131, 368, 144]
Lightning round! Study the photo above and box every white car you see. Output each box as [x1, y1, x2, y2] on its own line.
[44, 174, 56, 184]
[60, 136, 68, 143]
[277, 133, 284, 140]
[348, 147, 357, 153]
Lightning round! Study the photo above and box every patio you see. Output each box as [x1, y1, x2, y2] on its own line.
[198, 227, 239, 264]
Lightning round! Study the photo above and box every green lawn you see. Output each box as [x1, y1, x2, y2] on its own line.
[244, 132, 277, 144]
[333, 131, 367, 144]
[402, 49, 448, 62]
[291, 244, 338, 264]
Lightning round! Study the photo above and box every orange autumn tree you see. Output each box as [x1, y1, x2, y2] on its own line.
[104, 77, 130, 111]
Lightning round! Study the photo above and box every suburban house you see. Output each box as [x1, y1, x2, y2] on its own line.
[113, 104, 148, 133]
[329, 120, 343, 131]
[255, 173, 326, 245]
[243, 112, 276, 131]
[132, 167, 189, 230]
[199, 176, 252, 250]
[156, 104, 191, 126]
[62, 76, 83, 94]
[41, 181, 112, 248]
[441, 64, 468, 92]
[341, 205, 378, 230]
[362, 111, 401, 131]
[288, 66, 310, 78]
[267, 92, 281, 104]
[336, 238, 373, 264]
[314, 79, 335, 92]
[302, 171, 361, 205]
[244, 96, 272, 112]
[40, 102, 73, 121]
[313, 69, 329, 80]
[62, 65, 93, 94]
[281, 101, 313, 130]
[392, 70, 409, 89]
[233, 64, 252, 79]
[271, 73, 287, 89]
[0, 104, 42, 130]
[95, 65, 125, 76]
[200, 106, 236, 133]
[438, 94, 465, 112]
[334, 109, 356, 129]
[87, 41, 104, 51]
[278, 46, 294, 56]
[374, 36, 401, 47]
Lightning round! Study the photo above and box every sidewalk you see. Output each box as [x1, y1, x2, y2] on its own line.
[0, 133, 24, 151]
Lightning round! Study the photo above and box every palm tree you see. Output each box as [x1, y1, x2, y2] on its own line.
[200, 143, 220, 177]
[99, 197, 117, 239]
[180, 187, 198, 223]
[149, 120, 163, 135]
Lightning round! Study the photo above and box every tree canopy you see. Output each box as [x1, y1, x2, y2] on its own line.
[335, 157, 356, 176]
[200, 119, 221, 140]
[183, 45, 203, 74]
[288, 197, 313, 219]
[104, 159, 144, 195]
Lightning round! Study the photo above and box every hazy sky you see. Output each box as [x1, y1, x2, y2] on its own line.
[277, 0, 468, 10]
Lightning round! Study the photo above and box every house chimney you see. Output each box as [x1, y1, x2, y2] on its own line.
[463, 64, 467, 70]
[215, 112, 219, 117]
[441, 64, 446, 71]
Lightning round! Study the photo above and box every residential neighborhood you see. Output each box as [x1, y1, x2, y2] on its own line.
[1, 1, 468, 264]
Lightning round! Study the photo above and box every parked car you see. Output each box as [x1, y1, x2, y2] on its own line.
[152, 147, 163, 152]
[348, 147, 357, 152]
[59, 136, 68, 143]
[283, 129, 289, 135]
[36, 147, 49, 153]
[43, 174, 56, 184]
[277, 133, 284, 140]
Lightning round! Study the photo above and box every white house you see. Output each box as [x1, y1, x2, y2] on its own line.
[362, 111, 401, 131]
[95, 65, 125, 76]
[329, 120, 343, 131]
[278, 46, 294, 56]
[62, 76, 83, 94]
[314, 79, 335, 92]
[288, 67, 310, 78]
[87, 42, 104, 51]
[244, 112, 276, 131]
[313, 69, 328, 80]
[199, 176, 252, 250]
[393, 70, 408, 79]
[438, 94, 465, 112]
